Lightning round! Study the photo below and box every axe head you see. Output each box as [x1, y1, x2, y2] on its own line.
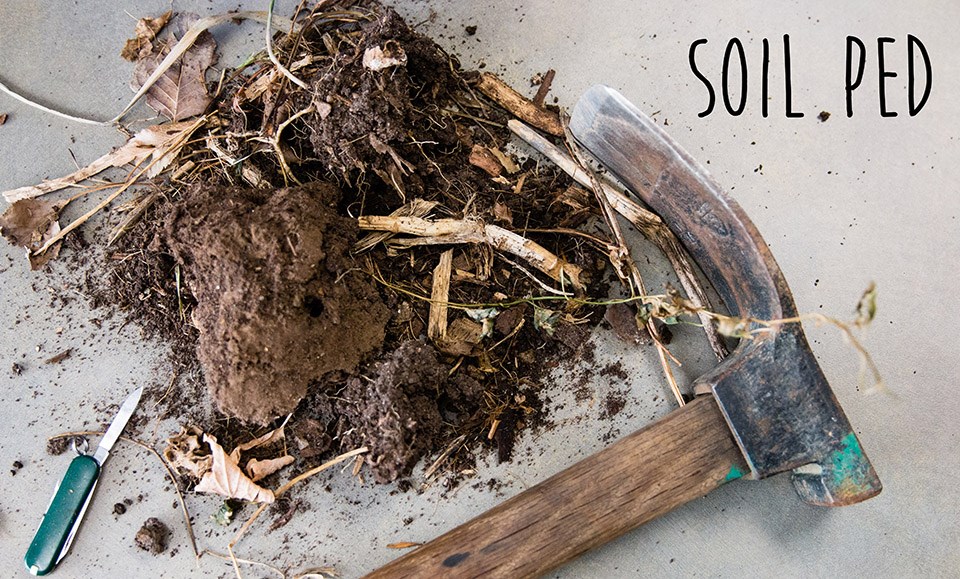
[570, 85, 881, 506]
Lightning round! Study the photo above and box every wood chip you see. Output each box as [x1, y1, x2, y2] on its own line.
[427, 250, 453, 341]
[475, 72, 563, 136]
[468, 144, 502, 177]
[45, 349, 73, 365]
[387, 542, 422, 550]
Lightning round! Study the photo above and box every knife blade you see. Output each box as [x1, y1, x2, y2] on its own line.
[24, 386, 144, 576]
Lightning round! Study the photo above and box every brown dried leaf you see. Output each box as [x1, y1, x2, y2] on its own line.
[132, 13, 218, 121]
[163, 426, 212, 479]
[490, 147, 519, 174]
[0, 199, 64, 270]
[246, 455, 295, 482]
[230, 424, 287, 460]
[492, 201, 513, 226]
[195, 434, 275, 503]
[121, 10, 172, 62]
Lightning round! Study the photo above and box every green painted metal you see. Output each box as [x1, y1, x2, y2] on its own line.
[723, 464, 745, 483]
[24, 455, 100, 576]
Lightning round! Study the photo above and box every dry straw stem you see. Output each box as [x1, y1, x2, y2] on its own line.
[3, 119, 202, 203]
[0, 12, 294, 126]
[32, 116, 207, 256]
[508, 118, 729, 361]
[358, 215, 585, 292]
[474, 73, 564, 136]
[565, 131, 684, 406]
[354, 198, 438, 253]
[428, 249, 454, 341]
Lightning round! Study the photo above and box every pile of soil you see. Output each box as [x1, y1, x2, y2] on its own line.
[84, 0, 608, 485]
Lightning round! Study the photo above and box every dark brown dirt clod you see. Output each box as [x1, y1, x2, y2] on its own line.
[161, 182, 389, 424]
[339, 339, 481, 483]
[134, 518, 169, 554]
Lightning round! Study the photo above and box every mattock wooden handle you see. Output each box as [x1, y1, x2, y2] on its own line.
[365, 396, 747, 578]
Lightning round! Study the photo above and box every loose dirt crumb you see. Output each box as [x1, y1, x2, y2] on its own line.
[46, 437, 71, 456]
[134, 518, 169, 554]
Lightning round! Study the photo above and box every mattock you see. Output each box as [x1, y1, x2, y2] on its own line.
[366, 85, 882, 579]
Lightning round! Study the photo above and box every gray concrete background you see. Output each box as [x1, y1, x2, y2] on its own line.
[1, 1, 958, 577]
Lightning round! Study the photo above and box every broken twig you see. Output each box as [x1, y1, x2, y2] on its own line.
[474, 72, 563, 136]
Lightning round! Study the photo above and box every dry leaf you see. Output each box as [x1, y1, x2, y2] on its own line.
[121, 10, 173, 62]
[362, 40, 407, 71]
[195, 434, 275, 503]
[163, 426, 212, 479]
[246, 455, 295, 482]
[230, 423, 287, 459]
[490, 147, 519, 174]
[131, 13, 218, 121]
[0, 199, 64, 270]
[2, 119, 202, 203]
[492, 201, 513, 226]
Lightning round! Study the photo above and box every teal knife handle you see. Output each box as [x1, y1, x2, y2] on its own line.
[24, 455, 100, 576]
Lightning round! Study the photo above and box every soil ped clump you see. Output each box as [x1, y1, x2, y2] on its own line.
[161, 182, 388, 424]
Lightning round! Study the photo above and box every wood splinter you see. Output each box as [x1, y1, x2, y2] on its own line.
[427, 250, 454, 341]
[358, 215, 585, 292]
[474, 72, 564, 137]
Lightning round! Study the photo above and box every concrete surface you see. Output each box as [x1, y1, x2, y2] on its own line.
[1, 1, 958, 577]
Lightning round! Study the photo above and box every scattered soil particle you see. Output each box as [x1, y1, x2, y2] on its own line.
[818, 110, 831, 122]
[494, 409, 518, 463]
[494, 304, 526, 336]
[11, 460, 23, 475]
[464, 25, 477, 36]
[599, 361, 629, 381]
[268, 497, 303, 532]
[11, 362, 22, 376]
[161, 182, 389, 424]
[0, 113, 7, 125]
[601, 392, 627, 419]
[134, 518, 169, 554]
[114, 502, 127, 515]
[46, 437, 71, 456]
